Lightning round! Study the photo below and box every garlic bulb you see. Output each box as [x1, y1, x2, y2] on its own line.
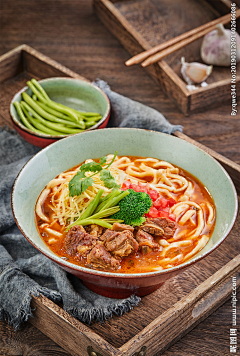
[181, 57, 212, 85]
[201, 23, 240, 66]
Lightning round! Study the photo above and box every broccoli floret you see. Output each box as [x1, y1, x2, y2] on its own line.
[111, 189, 152, 226]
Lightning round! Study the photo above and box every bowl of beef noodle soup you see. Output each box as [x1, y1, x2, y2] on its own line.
[12, 128, 238, 298]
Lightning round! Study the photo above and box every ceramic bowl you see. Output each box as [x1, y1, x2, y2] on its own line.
[10, 77, 110, 148]
[12, 128, 238, 298]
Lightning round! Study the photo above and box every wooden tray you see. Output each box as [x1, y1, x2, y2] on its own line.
[0, 45, 240, 356]
[93, 0, 240, 115]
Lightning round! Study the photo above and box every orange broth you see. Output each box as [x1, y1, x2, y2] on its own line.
[35, 156, 216, 273]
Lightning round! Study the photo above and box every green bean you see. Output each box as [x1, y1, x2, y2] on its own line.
[27, 81, 80, 123]
[21, 104, 63, 135]
[85, 121, 97, 129]
[22, 92, 85, 129]
[31, 78, 50, 101]
[27, 81, 46, 102]
[37, 101, 73, 120]
[79, 189, 104, 221]
[21, 101, 84, 134]
[81, 112, 102, 117]
[29, 79, 103, 125]
[83, 115, 102, 122]
[32, 94, 38, 101]
[13, 101, 41, 133]
[44, 100, 86, 121]
[52, 102, 103, 122]
[65, 106, 102, 118]
[52, 123, 84, 132]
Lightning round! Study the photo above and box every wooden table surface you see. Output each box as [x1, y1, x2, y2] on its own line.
[0, 1, 239, 355]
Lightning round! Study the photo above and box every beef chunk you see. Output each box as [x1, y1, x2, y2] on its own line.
[143, 217, 176, 239]
[85, 224, 104, 238]
[135, 229, 159, 254]
[101, 229, 139, 258]
[64, 225, 98, 256]
[87, 244, 120, 269]
[141, 222, 164, 236]
[100, 229, 119, 242]
[112, 223, 134, 233]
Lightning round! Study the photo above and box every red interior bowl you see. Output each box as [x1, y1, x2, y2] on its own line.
[10, 77, 110, 148]
[11, 128, 238, 298]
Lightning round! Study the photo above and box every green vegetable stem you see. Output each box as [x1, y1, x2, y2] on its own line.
[80, 188, 104, 221]
[66, 206, 121, 231]
[94, 189, 122, 213]
[66, 183, 129, 230]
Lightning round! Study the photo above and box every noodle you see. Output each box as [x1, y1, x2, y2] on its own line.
[35, 155, 216, 273]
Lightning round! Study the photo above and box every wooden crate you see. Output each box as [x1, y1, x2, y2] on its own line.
[93, 0, 240, 115]
[0, 45, 240, 356]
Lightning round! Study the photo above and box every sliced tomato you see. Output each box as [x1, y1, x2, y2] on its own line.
[168, 198, 177, 207]
[121, 182, 176, 219]
[144, 183, 150, 193]
[153, 197, 169, 209]
[158, 211, 169, 218]
[159, 207, 170, 213]
[148, 189, 159, 201]
[146, 206, 159, 218]
[121, 180, 132, 190]
[168, 213, 176, 221]
[130, 184, 138, 191]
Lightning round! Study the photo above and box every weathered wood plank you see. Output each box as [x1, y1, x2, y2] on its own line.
[174, 131, 240, 194]
[0, 21, 239, 355]
[93, 0, 239, 115]
[0, 44, 23, 84]
[119, 254, 240, 355]
[22, 45, 90, 82]
[30, 295, 121, 356]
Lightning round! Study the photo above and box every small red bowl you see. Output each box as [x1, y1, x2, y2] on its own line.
[10, 77, 110, 148]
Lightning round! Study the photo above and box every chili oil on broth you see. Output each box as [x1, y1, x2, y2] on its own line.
[35, 155, 216, 273]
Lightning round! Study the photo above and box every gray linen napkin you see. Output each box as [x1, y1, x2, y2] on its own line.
[94, 80, 183, 134]
[0, 84, 182, 330]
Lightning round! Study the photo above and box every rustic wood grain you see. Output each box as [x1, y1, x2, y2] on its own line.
[125, 10, 238, 66]
[0, 321, 70, 356]
[29, 295, 121, 356]
[0, 45, 240, 356]
[94, 0, 239, 114]
[119, 255, 240, 355]
[174, 131, 240, 194]
[0, 0, 240, 355]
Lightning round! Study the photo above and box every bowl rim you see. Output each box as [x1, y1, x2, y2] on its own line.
[9, 77, 111, 138]
[11, 128, 239, 279]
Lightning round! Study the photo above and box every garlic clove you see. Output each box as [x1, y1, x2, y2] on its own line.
[201, 23, 240, 66]
[181, 57, 212, 85]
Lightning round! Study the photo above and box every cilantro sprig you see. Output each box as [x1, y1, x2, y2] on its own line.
[69, 152, 120, 197]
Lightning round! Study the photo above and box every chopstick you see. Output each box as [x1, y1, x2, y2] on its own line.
[125, 9, 240, 67]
